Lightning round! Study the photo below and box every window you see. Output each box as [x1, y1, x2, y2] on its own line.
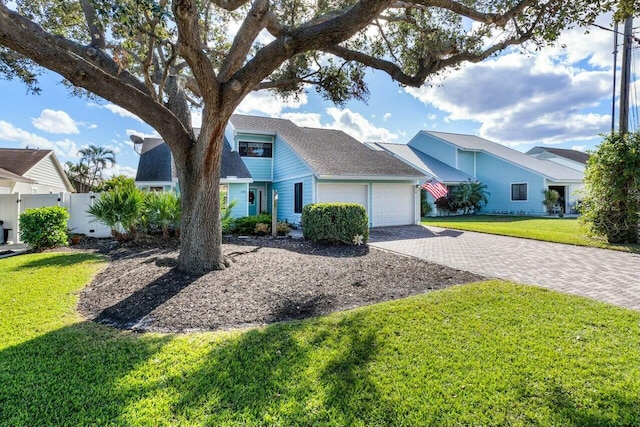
[511, 183, 527, 201]
[239, 141, 272, 158]
[294, 182, 303, 214]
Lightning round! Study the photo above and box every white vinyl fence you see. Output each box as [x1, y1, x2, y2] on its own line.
[0, 192, 111, 243]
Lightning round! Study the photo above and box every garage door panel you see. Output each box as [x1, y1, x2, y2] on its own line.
[372, 184, 415, 227]
[317, 184, 368, 214]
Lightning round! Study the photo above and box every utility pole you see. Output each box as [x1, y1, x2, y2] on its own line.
[611, 21, 618, 132]
[619, 17, 633, 134]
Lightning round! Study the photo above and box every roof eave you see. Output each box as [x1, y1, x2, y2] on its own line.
[317, 174, 425, 181]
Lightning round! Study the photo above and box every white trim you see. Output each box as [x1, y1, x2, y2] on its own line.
[273, 173, 314, 183]
[220, 177, 253, 184]
[317, 175, 422, 181]
[510, 182, 528, 202]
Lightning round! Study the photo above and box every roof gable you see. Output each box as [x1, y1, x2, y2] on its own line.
[375, 142, 474, 183]
[0, 148, 51, 176]
[135, 137, 251, 182]
[230, 114, 424, 178]
[421, 131, 583, 181]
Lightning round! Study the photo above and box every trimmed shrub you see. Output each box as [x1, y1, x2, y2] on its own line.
[302, 203, 368, 245]
[19, 206, 70, 251]
[232, 213, 272, 235]
[87, 186, 145, 240]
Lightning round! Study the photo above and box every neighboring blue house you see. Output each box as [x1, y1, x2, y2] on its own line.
[135, 114, 425, 227]
[375, 131, 584, 216]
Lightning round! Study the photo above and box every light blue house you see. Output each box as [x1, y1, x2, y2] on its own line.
[376, 131, 585, 216]
[135, 114, 425, 227]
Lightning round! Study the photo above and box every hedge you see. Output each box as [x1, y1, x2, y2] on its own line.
[301, 203, 368, 245]
[19, 206, 70, 251]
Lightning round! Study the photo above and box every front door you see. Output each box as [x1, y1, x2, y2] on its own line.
[248, 187, 257, 216]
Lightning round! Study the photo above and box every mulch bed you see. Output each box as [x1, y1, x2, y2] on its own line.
[77, 236, 484, 333]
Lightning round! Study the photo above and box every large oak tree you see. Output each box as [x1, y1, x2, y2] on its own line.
[0, 0, 613, 274]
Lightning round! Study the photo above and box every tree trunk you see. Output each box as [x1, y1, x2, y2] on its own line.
[174, 116, 228, 275]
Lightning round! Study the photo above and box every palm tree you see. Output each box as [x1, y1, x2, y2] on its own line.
[454, 180, 490, 214]
[64, 161, 93, 193]
[79, 145, 116, 188]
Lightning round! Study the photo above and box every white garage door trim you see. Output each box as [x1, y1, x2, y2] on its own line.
[372, 183, 415, 227]
[316, 183, 369, 216]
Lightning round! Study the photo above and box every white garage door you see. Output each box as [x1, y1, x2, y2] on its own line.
[317, 183, 368, 215]
[372, 184, 415, 226]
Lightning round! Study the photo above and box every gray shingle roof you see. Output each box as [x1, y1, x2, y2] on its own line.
[420, 131, 584, 181]
[135, 137, 251, 182]
[526, 146, 590, 164]
[230, 115, 424, 178]
[375, 143, 474, 183]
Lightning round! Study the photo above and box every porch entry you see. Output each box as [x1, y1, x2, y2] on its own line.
[248, 186, 266, 215]
[548, 185, 566, 214]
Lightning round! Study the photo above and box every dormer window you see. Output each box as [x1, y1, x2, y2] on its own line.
[239, 141, 272, 158]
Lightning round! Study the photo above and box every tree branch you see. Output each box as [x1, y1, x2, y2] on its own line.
[173, 0, 220, 108]
[0, 3, 191, 149]
[79, 0, 105, 48]
[209, 0, 251, 11]
[219, 0, 270, 81]
[228, 0, 393, 98]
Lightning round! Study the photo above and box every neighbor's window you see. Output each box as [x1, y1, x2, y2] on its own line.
[511, 183, 527, 201]
[294, 182, 303, 214]
[239, 141, 272, 158]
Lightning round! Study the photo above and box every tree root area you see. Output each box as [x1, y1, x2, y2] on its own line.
[77, 236, 484, 333]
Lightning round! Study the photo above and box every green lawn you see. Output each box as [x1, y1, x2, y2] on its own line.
[1, 252, 639, 426]
[422, 215, 640, 253]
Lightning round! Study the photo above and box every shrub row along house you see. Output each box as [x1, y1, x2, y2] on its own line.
[134, 115, 588, 222]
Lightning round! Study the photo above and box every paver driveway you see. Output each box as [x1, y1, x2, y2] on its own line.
[369, 225, 640, 311]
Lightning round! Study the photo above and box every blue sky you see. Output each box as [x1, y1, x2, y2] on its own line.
[0, 13, 637, 178]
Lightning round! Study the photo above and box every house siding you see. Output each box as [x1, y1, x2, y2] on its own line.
[273, 135, 313, 181]
[475, 152, 546, 214]
[457, 150, 475, 177]
[235, 133, 274, 181]
[23, 157, 69, 193]
[228, 182, 249, 218]
[409, 133, 457, 166]
[273, 175, 313, 225]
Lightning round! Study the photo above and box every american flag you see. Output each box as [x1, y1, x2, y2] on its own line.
[421, 179, 448, 199]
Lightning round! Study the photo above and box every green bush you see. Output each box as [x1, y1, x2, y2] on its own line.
[232, 213, 272, 235]
[145, 191, 181, 238]
[87, 186, 146, 240]
[302, 203, 368, 245]
[580, 131, 640, 243]
[19, 206, 70, 251]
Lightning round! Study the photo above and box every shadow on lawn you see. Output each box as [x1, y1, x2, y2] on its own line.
[11, 252, 104, 270]
[2, 313, 639, 425]
[0, 321, 173, 426]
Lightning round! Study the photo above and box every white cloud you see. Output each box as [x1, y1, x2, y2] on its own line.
[126, 129, 160, 139]
[237, 91, 308, 115]
[325, 108, 399, 142]
[0, 120, 80, 159]
[383, 113, 392, 121]
[405, 19, 617, 147]
[103, 164, 137, 179]
[280, 112, 323, 128]
[31, 109, 80, 134]
[283, 108, 399, 142]
[89, 102, 145, 124]
[87, 124, 98, 129]
[571, 145, 588, 152]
